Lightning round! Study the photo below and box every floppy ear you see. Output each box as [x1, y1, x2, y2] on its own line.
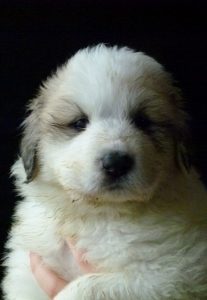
[20, 97, 43, 182]
[175, 133, 192, 172]
[171, 91, 192, 172]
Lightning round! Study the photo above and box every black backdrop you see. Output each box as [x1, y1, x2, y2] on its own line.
[0, 0, 207, 286]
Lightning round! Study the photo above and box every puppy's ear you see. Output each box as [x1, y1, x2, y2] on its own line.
[20, 97, 43, 182]
[175, 134, 192, 173]
[171, 90, 192, 173]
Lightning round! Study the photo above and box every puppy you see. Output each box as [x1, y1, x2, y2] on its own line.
[2, 45, 207, 300]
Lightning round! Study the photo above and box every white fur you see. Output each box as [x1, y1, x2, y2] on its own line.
[2, 45, 207, 299]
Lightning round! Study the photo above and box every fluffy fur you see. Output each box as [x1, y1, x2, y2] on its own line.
[2, 45, 207, 300]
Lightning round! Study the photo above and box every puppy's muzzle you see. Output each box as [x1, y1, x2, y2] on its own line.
[101, 151, 134, 180]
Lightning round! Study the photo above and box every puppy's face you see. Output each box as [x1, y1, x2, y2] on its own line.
[21, 46, 188, 202]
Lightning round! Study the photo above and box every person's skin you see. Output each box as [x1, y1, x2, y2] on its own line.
[30, 252, 67, 299]
[30, 239, 95, 299]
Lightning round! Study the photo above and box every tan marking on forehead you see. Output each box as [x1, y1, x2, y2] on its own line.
[42, 96, 84, 126]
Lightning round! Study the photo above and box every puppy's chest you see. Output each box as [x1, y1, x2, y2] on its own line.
[59, 213, 162, 271]
[61, 216, 135, 252]
[61, 221, 135, 271]
[47, 218, 140, 281]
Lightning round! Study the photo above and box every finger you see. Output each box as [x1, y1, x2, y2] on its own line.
[66, 239, 96, 273]
[30, 252, 67, 299]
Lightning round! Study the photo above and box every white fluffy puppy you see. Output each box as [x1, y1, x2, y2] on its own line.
[2, 45, 207, 300]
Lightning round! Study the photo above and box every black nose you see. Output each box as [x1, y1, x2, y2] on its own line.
[101, 151, 134, 178]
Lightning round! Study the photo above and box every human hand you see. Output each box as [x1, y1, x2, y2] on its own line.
[30, 239, 95, 299]
[30, 252, 67, 299]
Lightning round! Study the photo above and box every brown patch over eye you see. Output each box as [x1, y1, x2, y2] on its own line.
[131, 109, 174, 152]
[132, 112, 153, 131]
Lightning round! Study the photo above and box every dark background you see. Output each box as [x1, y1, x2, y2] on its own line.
[0, 0, 207, 285]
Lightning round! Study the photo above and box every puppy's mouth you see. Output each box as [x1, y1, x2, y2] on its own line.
[103, 177, 126, 191]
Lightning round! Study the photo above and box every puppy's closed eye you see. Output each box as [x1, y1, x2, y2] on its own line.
[68, 116, 89, 132]
[132, 112, 153, 131]
[50, 113, 89, 133]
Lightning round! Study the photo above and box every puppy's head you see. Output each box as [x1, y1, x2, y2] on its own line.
[21, 45, 190, 202]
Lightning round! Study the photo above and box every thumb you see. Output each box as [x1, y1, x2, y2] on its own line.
[30, 252, 67, 299]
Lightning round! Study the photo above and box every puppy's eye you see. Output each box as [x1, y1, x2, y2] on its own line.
[69, 117, 89, 131]
[132, 113, 152, 130]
